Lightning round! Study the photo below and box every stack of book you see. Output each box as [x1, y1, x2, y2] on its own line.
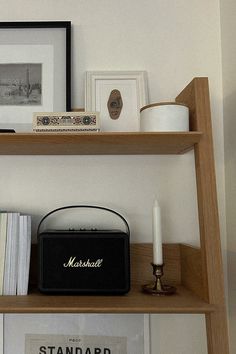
[0, 212, 31, 295]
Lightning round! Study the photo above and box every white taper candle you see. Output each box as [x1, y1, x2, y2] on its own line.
[152, 199, 163, 265]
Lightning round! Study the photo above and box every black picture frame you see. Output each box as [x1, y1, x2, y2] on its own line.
[0, 21, 71, 128]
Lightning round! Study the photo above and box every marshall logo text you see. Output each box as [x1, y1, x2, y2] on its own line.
[63, 257, 103, 268]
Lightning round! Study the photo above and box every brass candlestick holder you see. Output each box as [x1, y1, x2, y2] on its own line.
[142, 263, 176, 295]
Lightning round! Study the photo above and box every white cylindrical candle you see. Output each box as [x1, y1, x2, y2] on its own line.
[152, 199, 163, 265]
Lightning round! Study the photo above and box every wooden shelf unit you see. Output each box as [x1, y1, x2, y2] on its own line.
[0, 77, 229, 354]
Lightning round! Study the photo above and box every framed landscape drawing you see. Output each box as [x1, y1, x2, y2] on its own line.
[0, 63, 42, 106]
[0, 21, 71, 130]
[85, 71, 148, 132]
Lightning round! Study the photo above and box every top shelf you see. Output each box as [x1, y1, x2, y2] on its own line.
[0, 131, 202, 155]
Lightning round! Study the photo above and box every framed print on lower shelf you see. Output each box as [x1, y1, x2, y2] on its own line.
[0, 315, 2, 354]
[0, 21, 71, 131]
[3, 314, 150, 354]
[85, 71, 148, 132]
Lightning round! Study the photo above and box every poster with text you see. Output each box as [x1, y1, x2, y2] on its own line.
[25, 334, 127, 354]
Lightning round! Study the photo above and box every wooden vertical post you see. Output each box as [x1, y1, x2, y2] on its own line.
[176, 78, 229, 354]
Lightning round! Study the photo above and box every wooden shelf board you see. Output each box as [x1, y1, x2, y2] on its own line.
[0, 285, 215, 314]
[0, 131, 202, 155]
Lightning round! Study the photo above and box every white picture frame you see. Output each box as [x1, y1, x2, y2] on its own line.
[0, 314, 3, 353]
[85, 71, 149, 132]
[3, 314, 150, 354]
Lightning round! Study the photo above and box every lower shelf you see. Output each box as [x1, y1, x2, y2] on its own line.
[0, 285, 215, 314]
[0, 243, 214, 314]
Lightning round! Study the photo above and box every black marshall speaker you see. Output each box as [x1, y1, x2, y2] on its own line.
[37, 205, 130, 294]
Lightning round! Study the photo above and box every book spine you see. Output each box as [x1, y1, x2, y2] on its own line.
[3, 213, 20, 295]
[0, 213, 7, 295]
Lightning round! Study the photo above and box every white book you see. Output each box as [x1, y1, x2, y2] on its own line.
[0, 213, 8, 295]
[3, 213, 20, 295]
[17, 215, 31, 295]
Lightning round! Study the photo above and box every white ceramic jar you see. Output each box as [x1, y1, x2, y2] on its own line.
[140, 102, 189, 132]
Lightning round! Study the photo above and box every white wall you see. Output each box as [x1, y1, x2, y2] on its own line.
[220, 0, 236, 352]
[0, 1, 226, 353]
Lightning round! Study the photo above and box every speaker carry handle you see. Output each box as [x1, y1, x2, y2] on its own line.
[37, 205, 130, 238]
